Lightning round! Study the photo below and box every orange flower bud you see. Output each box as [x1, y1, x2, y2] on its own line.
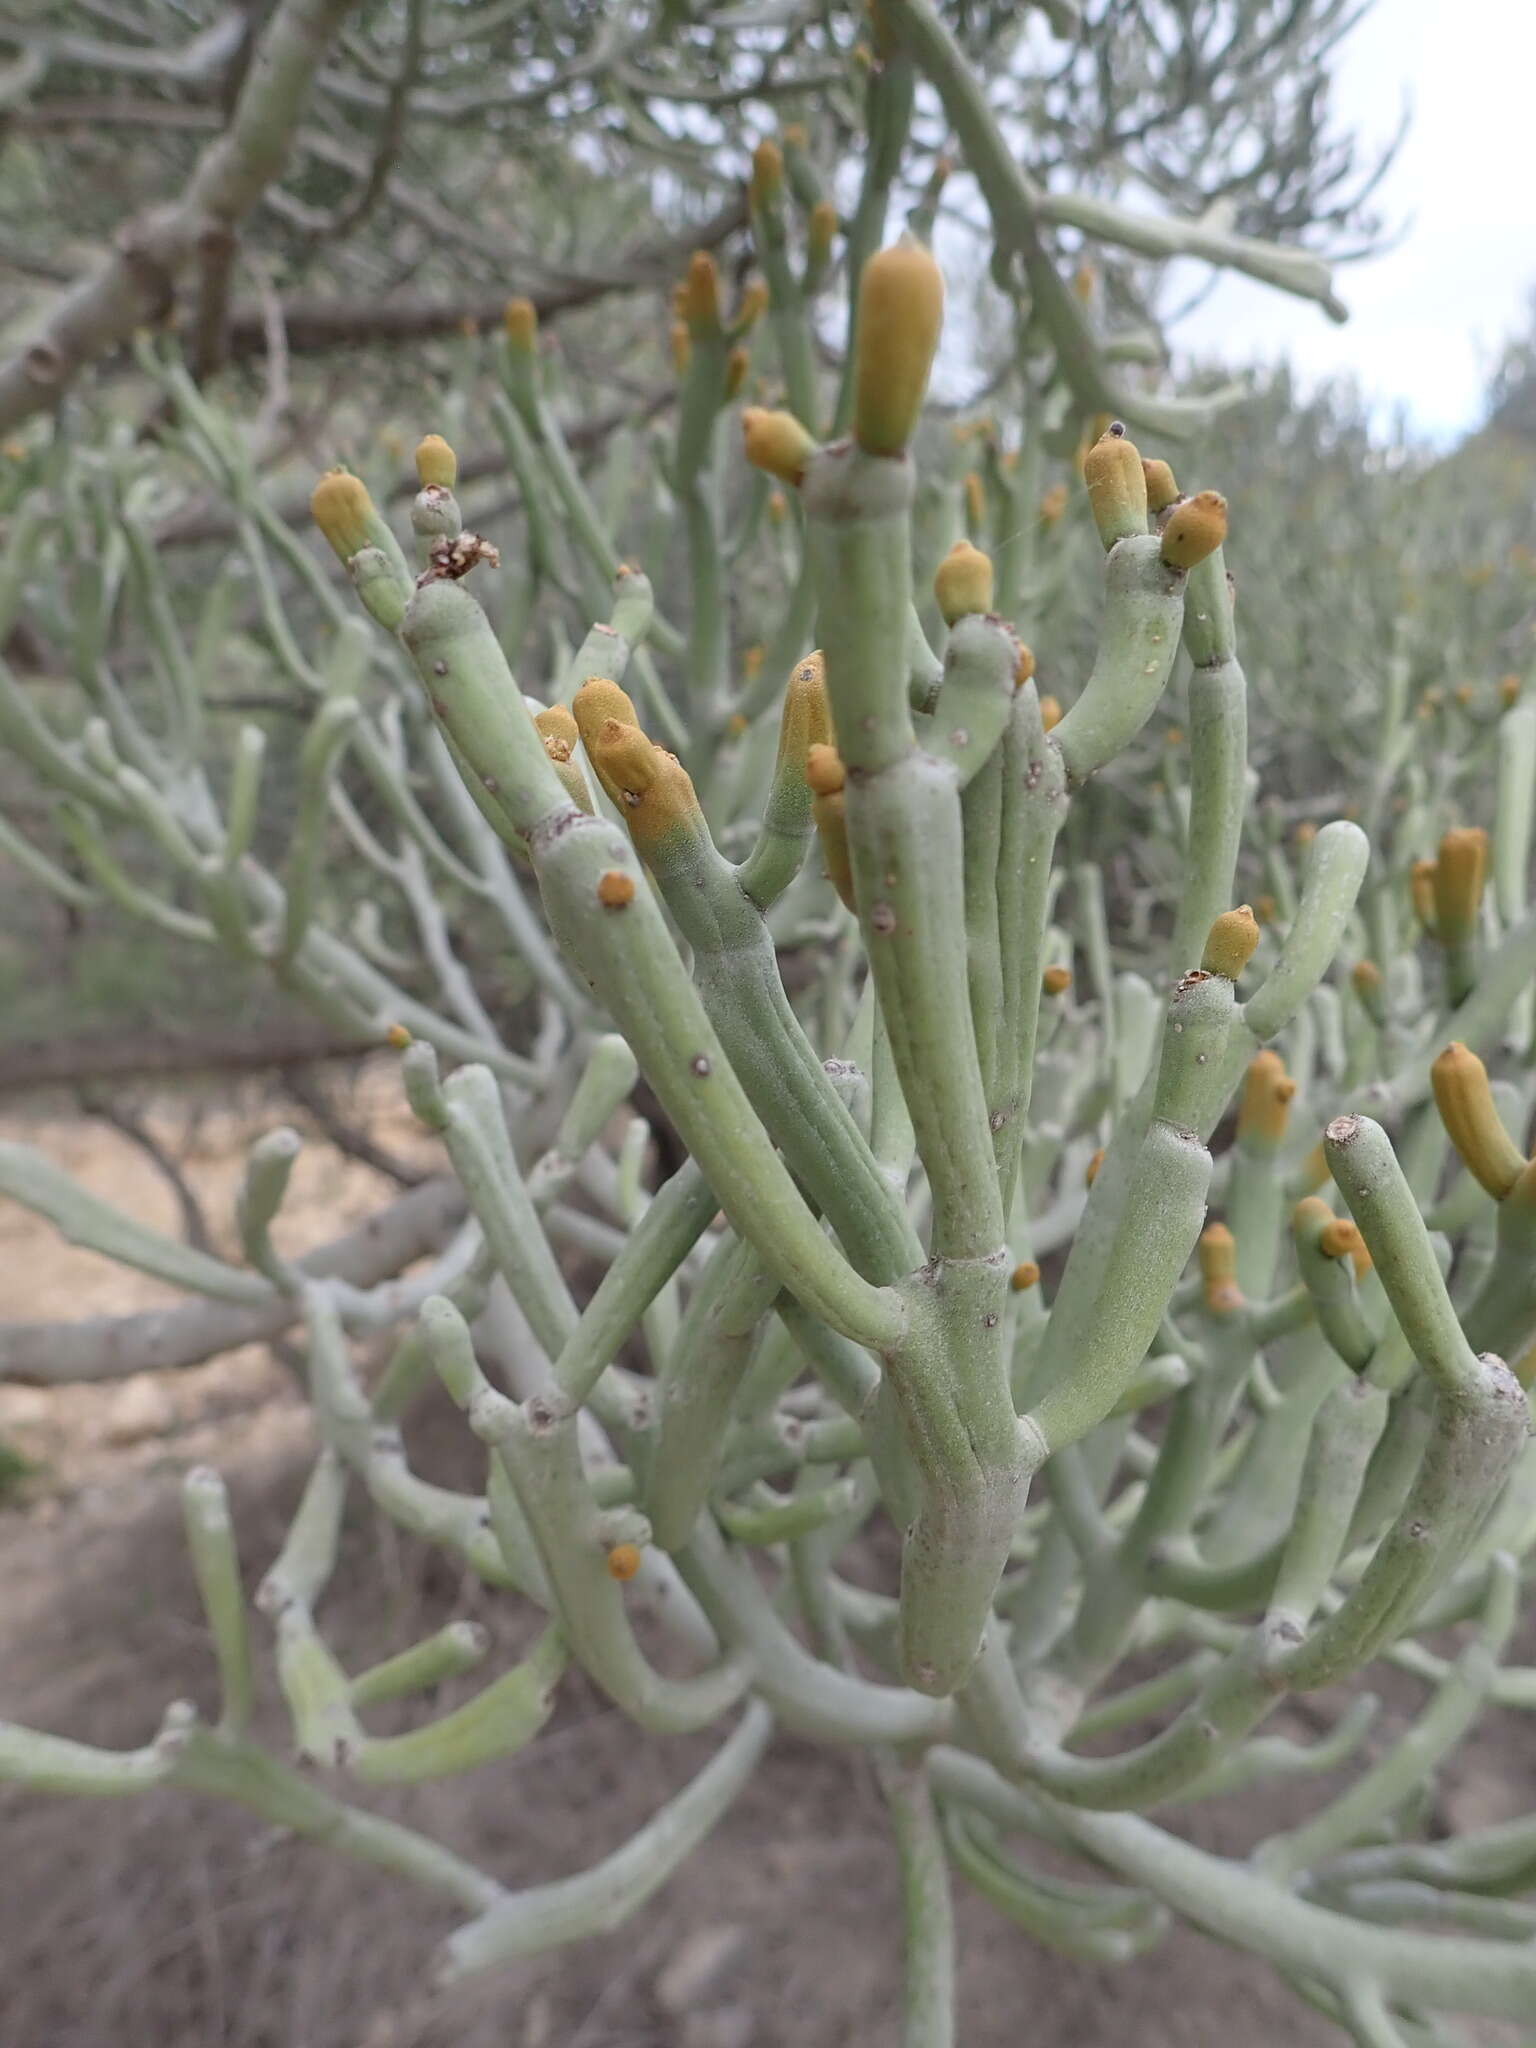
[750, 138, 784, 208]
[572, 677, 641, 738]
[807, 201, 838, 270]
[534, 703, 580, 756]
[1432, 827, 1488, 942]
[588, 720, 701, 848]
[807, 749, 853, 908]
[934, 540, 994, 625]
[1082, 423, 1147, 550]
[1432, 1041, 1527, 1200]
[310, 469, 380, 564]
[415, 434, 457, 490]
[741, 406, 817, 486]
[779, 651, 832, 766]
[1410, 858, 1438, 931]
[852, 238, 944, 457]
[1142, 458, 1180, 512]
[1318, 1216, 1365, 1261]
[1201, 905, 1260, 980]
[1197, 1221, 1242, 1313]
[805, 741, 846, 796]
[682, 250, 722, 333]
[504, 297, 538, 350]
[1160, 490, 1227, 572]
[1237, 1051, 1295, 1145]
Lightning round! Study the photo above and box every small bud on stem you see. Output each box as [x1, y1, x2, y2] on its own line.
[1082, 423, 1147, 551]
[852, 238, 944, 458]
[415, 435, 457, 490]
[741, 407, 817, 487]
[934, 540, 994, 625]
[1160, 491, 1228, 572]
[1201, 905, 1260, 980]
[1432, 1041, 1527, 1200]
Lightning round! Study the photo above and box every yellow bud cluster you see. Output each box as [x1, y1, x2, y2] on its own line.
[1197, 1222, 1242, 1314]
[804, 742, 854, 908]
[414, 434, 457, 490]
[778, 652, 833, 766]
[310, 470, 379, 564]
[1082, 424, 1146, 550]
[852, 238, 944, 457]
[533, 703, 591, 811]
[1142, 458, 1180, 512]
[1201, 905, 1260, 980]
[1237, 1051, 1295, 1145]
[807, 201, 838, 269]
[933, 540, 994, 625]
[1431, 1041, 1528, 1200]
[503, 297, 538, 350]
[1431, 827, 1488, 942]
[750, 139, 784, 208]
[1160, 491, 1228, 572]
[741, 407, 817, 487]
[572, 681, 701, 849]
[680, 251, 722, 334]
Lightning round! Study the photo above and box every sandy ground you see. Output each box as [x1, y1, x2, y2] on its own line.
[0, 1063, 436, 1495]
[0, 1082, 1529, 2048]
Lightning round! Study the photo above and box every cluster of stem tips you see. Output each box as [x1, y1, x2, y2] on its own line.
[4, 34, 1536, 2037]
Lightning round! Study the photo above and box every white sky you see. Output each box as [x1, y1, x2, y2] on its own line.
[1165, 0, 1535, 443]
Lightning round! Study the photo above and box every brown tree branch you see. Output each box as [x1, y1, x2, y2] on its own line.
[75, 1084, 216, 1252]
[216, 193, 748, 359]
[301, 0, 424, 243]
[0, 0, 357, 432]
[189, 222, 238, 382]
[0, 1176, 464, 1384]
[0, 1023, 377, 1094]
[283, 1068, 430, 1190]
